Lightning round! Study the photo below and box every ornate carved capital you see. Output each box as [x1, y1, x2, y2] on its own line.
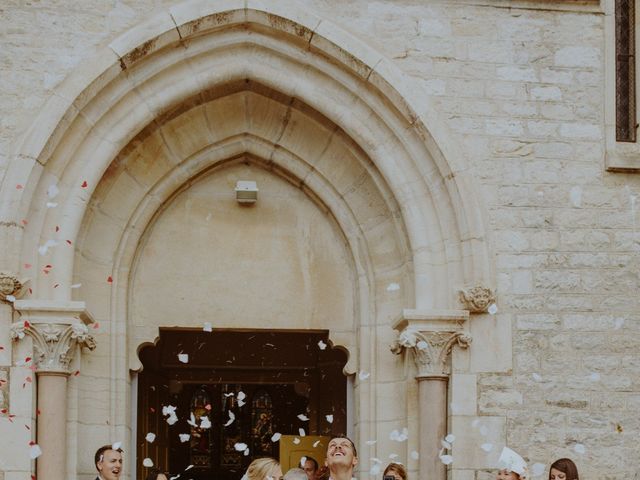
[458, 285, 496, 313]
[11, 321, 96, 374]
[391, 309, 471, 378]
[0, 272, 29, 303]
[11, 300, 96, 375]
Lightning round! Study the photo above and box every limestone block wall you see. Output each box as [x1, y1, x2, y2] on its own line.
[1, 1, 639, 480]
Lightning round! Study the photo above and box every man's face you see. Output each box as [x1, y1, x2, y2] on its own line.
[304, 459, 318, 479]
[96, 449, 123, 480]
[325, 437, 358, 471]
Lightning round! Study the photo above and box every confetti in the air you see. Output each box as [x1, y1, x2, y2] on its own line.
[313, 440, 321, 448]
[178, 353, 189, 364]
[200, 416, 211, 429]
[317, 340, 327, 350]
[47, 184, 59, 199]
[46, 202, 58, 209]
[298, 428, 306, 437]
[574, 444, 586, 455]
[237, 391, 246, 407]
[179, 434, 190, 443]
[445, 434, 455, 443]
[107, 276, 113, 284]
[81, 181, 88, 188]
[70, 283, 82, 289]
[224, 411, 235, 427]
[297, 414, 309, 421]
[299, 456, 307, 468]
[488, 303, 498, 315]
[388, 454, 399, 460]
[293, 437, 301, 445]
[29, 442, 42, 459]
[326, 414, 334, 423]
[5, 295, 15, 303]
[411, 451, 420, 460]
[234, 442, 248, 452]
[271, 432, 282, 442]
[390, 428, 409, 442]
[439, 454, 453, 465]
[417, 340, 428, 350]
[531, 463, 546, 477]
[386, 283, 400, 292]
[16, 184, 23, 190]
[112, 441, 122, 450]
[359, 371, 370, 381]
[145, 433, 156, 443]
[162, 405, 178, 425]
[203, 322, 212, 332]
[143, 458, 154, 467]
[589, 372, 600, 382]
[365, 440, 377, 446]
[481, 443, 493, 452]
[532, 373, 542, 382]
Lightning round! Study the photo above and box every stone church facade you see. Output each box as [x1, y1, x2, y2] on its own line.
[0, 1, 638, 479]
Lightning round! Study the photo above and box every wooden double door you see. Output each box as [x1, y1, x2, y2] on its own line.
[136, 328, 347, 480]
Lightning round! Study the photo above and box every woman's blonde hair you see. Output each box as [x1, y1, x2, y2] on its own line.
[246, 457, 281, 480]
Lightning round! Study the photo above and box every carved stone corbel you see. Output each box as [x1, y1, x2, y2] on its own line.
[458, 285, 496, 313]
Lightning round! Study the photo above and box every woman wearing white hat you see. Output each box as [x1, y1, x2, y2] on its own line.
[496, 447, 529, 480]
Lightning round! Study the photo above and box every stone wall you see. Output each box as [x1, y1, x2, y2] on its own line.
[1, 1, 639, 480]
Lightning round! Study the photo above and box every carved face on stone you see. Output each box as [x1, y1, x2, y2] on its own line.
[0, 273, 20, 296]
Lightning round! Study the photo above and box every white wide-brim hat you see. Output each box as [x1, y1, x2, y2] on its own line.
[498, 446, 529, 479]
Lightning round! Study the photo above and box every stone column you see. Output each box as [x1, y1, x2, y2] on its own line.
[11, 300, 96, 480]
[391, 310, 471, 480]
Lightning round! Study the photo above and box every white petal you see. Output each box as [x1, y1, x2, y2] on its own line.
[29, 444, 42, 459]
[386, 283, 400, 291]
[574, 443, 586, 454]
[179, 434, 191, 443]
[224, 411, 236, 427]
[488, 303, 498, 315]
[112, 441, 122, 450]
[440, 455, 453, 465]
[300, 456, 307, 468]
[313, 440, 320, 448]
[370, 464, 382, 475]
[411, 451, 420, 460]
[200, 416, 212, 429]
[145, 432, 156, 443]
[298, 428, 306, 437]
[441, 439, 452, 450]
[46, 202, 58, 208]
[589, 372, 600, 382]
[238, 399, 246, 407]
[297, 414, 309, 421]
[389, 454, 399, 459]
[237, 391, 246, 401]
[271, 432, 282, 442]
[178, 353, 189, 363]
[293, 437, 301, 444]
[416, 340, 428, 350]
[445, 434, 456, 443]
[234, 442, 248, 452]
[203, 322, 212, 332]
[481, 443, 493, 452]
[143, 458, 154, 467]
[359, 371, 370, 381]
[5, 295, 15, 303]
[70, 283, 82, 289]
[479, 425, 489, 436]
[366, 440, 377, 445]
[317, 340, 327, 350]
[325, 414, 334, 423]
[532, 373, 542, 382]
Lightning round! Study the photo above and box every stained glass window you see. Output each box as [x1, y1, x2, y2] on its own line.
[189, 386, 212, 467]
[251, 390, 275, 456]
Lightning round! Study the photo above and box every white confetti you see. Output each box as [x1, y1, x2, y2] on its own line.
[390, 428, 409, 442]
[38, 239, 59, 255]
[224, 392, 234, 397]
[445, 434, 456, 443]
[313, 440, 321, 448]
[179, 434, 190, 443]
[589, 372, 600, 382]
[532, 463, 546, 477]
[178, 353, 189, 363]
[238, 391, 246, 401]
[318, 340, 327, 350]
[297, 414, 309, 421]
[371, 457, 382, 464]
[29, 443, 42, 459]
[47, 184, 60, 199]
[574, 443, 586, 455]
[488, 303, 498, 315]
[5, 295, 15, 303]
[187, 413, 197, 427]
[200, 416, 211, 429]
[439, 454, 453, 465]
[326, 414, 334, 423]
[389, 454, 399, 460]
[112, 441, 122, 450]
[46, 202, 58, 209]
[244, 448, 250, 456]
[570, 186, 582, 208]
[224, 411, 235, 427]
[203, 322, 212, 332]
[70, 283, 82, 289]
[481, 443, 493, 452]
[293, 437, 301, 445]
[145, 432, 156, 443]
[386, 283, 400, 292]
[298, 428, 306, 437]
[532, 373, 542, 382]
[271, 432, 282, 442]
[411, 451, 420, 460]
[417, 340, 428, 350]
[234, 443, 248, 452]
[166, 414, 178, 425]
[441, 439, 452, 450]
[143, 458, 154, 468]
[366, 440, 377, 445]
[359, 371, 370, 381]
[300, 456, 307, 468]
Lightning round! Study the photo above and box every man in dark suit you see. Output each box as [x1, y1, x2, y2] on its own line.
[94, 444, 123, 480]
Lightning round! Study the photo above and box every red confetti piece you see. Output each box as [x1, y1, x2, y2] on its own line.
[28, 440, 35, 446]
[0, 346, 4, 350]
[73, 370, 80, 376]
[55, 226, 59, 232]
[24, 320, 31, 328]
[21, 219, 28, 225]
[107, 276, 113, 284]
[25, 357, 31, 363]
[66, 240, 72, 245]
[150, 407, 156, 413]
[0, 409, 6, 414]
[205, 404, 212, 411]
[53, 283, 59, 289]
[28, 287, 33, 295]
[25, 377, 32, 383]
[36, 409, 41, 416]
[25, 424, 30, 430]
[32, 475, 36, 480]
[92, 322, 100, 329]
[24, 263, 32, 269]
[16, 184, 23, 190]
[29, 365, 37, 372]
[81, 180, 88, 188]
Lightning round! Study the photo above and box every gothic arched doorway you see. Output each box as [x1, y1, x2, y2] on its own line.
[136, 328, 348, 480]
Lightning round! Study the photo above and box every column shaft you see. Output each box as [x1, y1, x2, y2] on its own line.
[418, 376, 448, 480]
[37, 373, 68, 480]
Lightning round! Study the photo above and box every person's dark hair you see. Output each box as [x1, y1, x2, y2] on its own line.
[383, 462, 407, 480]
[94, 445, 124, 471]
[328, 434, 358, 458]
[549, 458, 579, 480]
[145, 468, 168, 480]
[305, 457, 319, 471]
